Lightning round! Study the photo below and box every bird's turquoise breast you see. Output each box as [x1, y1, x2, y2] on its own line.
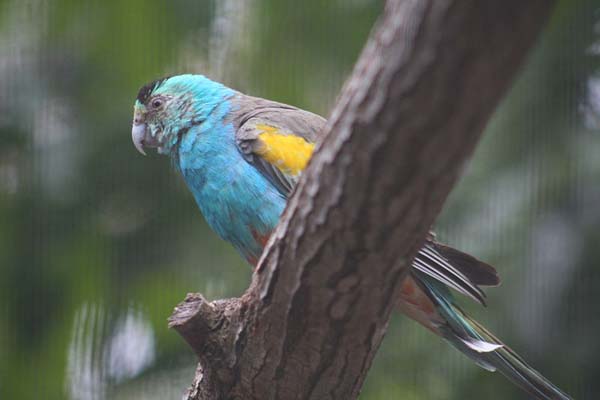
[176, 103, 285, 264]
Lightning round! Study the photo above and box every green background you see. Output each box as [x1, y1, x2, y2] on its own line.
[0, 0, 597, 398]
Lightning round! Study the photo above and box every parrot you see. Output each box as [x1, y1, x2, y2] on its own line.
[131, 74, 570, 400]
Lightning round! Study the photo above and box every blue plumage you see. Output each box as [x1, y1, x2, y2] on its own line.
[132, 74, 571, 400]
[177, 113, 285, 262]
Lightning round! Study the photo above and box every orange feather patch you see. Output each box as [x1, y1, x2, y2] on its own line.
[397, 276, 443, 334]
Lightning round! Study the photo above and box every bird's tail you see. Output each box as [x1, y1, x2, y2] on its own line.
[415, 272, 571, 400]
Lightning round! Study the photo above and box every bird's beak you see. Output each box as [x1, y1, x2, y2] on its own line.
[132, 120, 147, 156]
[132, 109, 164, 155]
[132, 110, 164, 155]
[132, 109, 148, 155]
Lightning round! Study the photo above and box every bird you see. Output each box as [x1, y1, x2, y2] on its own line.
[132, 74, 571, 400]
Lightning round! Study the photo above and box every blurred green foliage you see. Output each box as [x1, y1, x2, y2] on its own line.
[0, 0, 598, 399]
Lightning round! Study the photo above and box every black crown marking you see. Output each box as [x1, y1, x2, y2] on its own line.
[136, 76, 172, 104]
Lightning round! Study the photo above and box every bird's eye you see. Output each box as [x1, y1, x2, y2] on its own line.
[151, 98, 163, 109]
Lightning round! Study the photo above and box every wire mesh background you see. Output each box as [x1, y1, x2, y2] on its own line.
[0, 0, 598, 399]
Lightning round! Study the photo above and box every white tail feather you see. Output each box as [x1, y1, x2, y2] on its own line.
[460, 337, 503, 353]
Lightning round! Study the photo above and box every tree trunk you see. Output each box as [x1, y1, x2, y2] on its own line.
[168, 0, 555, 399]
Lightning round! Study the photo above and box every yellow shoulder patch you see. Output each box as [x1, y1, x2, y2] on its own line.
[254, 124, 315, 176]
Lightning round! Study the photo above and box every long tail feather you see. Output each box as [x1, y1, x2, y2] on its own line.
[414, 271, 571, 400]
[444, 307, 571, 400]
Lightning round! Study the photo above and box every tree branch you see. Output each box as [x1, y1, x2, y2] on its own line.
[169, 0, 555, 399]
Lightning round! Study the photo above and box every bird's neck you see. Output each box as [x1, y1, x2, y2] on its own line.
[174, 99, 236, 168]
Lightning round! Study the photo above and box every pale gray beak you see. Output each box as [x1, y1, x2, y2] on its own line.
[132, 111, 163, 155]
[132, 122, 147, 156]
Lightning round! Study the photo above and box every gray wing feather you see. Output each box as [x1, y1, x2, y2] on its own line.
[414, 244, 488, 306]
[231, 94, 326, 142]
[229, 94, 326, 197]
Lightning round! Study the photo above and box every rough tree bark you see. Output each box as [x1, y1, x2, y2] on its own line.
[168, 1, 555, 399]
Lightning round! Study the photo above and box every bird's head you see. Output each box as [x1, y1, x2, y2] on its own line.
[132, 74, 234, 155]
